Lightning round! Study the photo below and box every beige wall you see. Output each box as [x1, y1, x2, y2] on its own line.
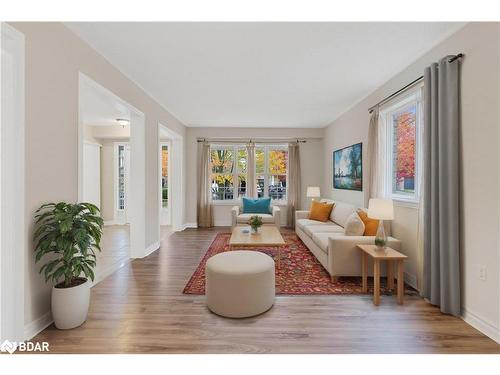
[185, 127, 324, 226]
[10, 22, 187, 328]
[322, 22, 500, 336]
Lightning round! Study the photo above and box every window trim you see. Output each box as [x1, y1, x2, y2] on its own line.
[210, 144, 247, 204]
[209, 143, 289, 205]
[256, 144, 288, 204]
[380, 85, 423, 207]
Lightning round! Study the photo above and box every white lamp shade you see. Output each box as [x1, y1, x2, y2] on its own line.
[306, 186, 321, 198]
[367, 198, 394, 220]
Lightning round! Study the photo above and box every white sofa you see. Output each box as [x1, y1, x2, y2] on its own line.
[295, 199, 401, 281]
[231, 205, 281, 229]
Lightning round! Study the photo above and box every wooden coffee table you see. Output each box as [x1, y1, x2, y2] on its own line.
[229, 226, 286, 269]
[357, 244, 408, 306]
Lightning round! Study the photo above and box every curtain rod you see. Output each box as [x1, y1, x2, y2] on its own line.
[368, 53, 463, 113]
[197, 138, 307, 144]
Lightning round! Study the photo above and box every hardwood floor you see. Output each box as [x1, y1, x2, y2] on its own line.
[34, 228, 500, 354]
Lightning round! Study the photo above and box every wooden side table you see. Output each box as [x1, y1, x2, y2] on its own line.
[357, 245, 408, 306]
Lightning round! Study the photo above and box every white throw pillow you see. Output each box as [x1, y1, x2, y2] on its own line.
[344, 212, 365, 236]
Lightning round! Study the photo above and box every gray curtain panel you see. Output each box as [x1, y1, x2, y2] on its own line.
[422, 56, 460, 315]
[197, 142, 214, 227]
[287, 142, 301, 228]
[246, 143, 256, 198]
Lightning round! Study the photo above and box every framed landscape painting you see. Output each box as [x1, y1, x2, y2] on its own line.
[333, 142, 362, 191]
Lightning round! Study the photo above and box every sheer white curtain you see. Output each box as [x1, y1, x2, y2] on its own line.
[366, 108, 386, 206]
[245, 143, 256, 198]
[197, 142, 213, 227]
[287, 142, 301, 228]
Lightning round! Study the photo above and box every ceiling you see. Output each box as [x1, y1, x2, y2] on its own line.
[68, 22, 465, 128]
[79, 73, 131, 127]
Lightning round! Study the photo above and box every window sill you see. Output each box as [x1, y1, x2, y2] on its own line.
[212, 201, 240, 206]
[392, 198, 419, 209]
[211, 200, 288, 207]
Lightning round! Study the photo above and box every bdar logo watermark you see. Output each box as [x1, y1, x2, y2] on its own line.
[1, 339, 50, 354]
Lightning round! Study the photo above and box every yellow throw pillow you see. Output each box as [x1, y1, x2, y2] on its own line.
[309, 201, 335, 222]
[356, 209, 379, 236]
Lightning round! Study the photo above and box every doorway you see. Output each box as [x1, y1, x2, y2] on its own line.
[78, 74, 146, 286]
[158, 123, 183, 239]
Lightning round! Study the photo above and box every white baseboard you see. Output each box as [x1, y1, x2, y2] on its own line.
[462, 308, 500, 344]
[24, 311, 52, 341]
[181, 222, 198, 230]
[91, 259, 130, 287]
[144, 241, 160, 257]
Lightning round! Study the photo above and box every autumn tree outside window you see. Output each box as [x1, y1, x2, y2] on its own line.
[210, 144, 288, 202]
[256, 145, 288, 201]
[210, 145, 247, 201]
[380, 85, 423, 204]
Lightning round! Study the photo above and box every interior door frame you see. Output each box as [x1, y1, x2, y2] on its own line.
[0, 23, 25, 342]
[158, 123, 184, 235]
[78, 73, 146, 259]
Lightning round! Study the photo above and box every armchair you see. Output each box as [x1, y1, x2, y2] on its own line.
[231, 205, 281, 229]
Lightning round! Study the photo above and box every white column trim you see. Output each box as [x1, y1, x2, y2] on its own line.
[0, 23, 25, 343]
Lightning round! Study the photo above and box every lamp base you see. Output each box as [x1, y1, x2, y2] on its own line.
[374, 220, 387, 250]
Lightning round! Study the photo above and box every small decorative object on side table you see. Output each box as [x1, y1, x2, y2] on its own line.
[248, 215, 263, 234]
[368, 198, 394, 250]
[357, 244, 408, 306]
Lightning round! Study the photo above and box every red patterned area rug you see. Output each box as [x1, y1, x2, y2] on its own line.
[183, 232, 418, 295]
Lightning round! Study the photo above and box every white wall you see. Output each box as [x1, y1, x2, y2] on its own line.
[322, 22, 500, 341]
[185, 127, 324, 226]
[9, 22, 187, 335]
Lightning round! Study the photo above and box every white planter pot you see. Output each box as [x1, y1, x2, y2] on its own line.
[51, 279, 90, 329]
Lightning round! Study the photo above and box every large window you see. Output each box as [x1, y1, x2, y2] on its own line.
[381, 86, 422, 203]
[210, 146, 247, 201]
[256, 145, 288, 201]
[209, 143, 288, 202]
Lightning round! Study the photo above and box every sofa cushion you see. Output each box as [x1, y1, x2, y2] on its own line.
[236, 213, 274, 224]
[344, 212, 365, 236]
[356, 209, 380, 236]
[320, 198, 335, 205]
[358, 208, 392, 236]
[242, 197, 271, 214]
[309, 200, 334, 222]
[296, 218, 330, 230]
[304, 224, 344, 237]
[330, 201, 356, 227]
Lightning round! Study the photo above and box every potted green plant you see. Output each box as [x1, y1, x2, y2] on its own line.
[33, 202, 103, 329]
[248, 215, 263, 234]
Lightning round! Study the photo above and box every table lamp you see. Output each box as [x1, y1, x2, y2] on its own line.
[306, 186, 321, 202]
[367, 198, 394, 250]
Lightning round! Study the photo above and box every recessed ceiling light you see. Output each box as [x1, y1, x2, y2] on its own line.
[116, 118, 130, 127]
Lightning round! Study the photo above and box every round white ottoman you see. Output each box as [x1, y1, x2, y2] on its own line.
[205, 250, 275, 318]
